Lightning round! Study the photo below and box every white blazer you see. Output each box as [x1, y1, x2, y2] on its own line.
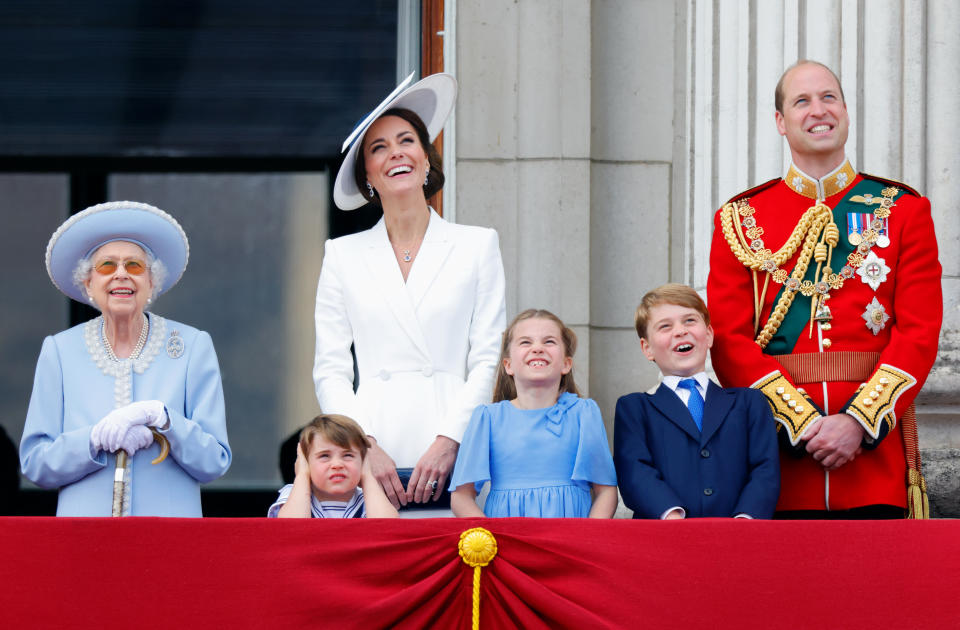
[313, 209, 506, 468]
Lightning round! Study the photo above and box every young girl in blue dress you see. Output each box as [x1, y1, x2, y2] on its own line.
[449, 309, 618, 518]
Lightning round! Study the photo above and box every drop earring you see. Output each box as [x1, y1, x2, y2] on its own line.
[424, 171, 429, 187]
[366, 181, 375, 197]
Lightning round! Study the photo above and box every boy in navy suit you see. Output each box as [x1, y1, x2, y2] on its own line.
[614, 284, 780, 519]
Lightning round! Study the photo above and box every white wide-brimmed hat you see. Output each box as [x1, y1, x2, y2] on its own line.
[45, 201, 190, 303]
[333, 72, 458, 211]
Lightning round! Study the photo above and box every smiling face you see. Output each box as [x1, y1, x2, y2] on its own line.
[640, 303, 714, 378]
[84, 241, 153, 320]
[502, 317, 573, 391]
[306, 435, 363, 502]
[362, 114, 429, 203]
[775, 62, 849, 176]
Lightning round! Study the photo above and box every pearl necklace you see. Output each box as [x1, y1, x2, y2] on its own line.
[84, 314, 166, 409]
[102, 314, 149, 361]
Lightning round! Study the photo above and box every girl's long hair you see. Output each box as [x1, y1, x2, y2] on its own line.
[492, 309, 581, 402]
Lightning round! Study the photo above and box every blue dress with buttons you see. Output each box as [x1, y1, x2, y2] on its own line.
[449, 393, 617, 517]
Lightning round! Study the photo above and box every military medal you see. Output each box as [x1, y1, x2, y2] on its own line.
[857, 250, 890, 291]
[862, 297, 889, 335]
[846, 212, 875, 246]
[719, 178, 900, 349]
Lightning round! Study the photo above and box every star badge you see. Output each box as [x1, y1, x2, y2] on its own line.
[856, 250, 890, 291]
[862, 297, 890, 335]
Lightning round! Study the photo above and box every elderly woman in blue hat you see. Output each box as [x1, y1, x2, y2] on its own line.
[20, 202, 231, 516]
[313, 73, 506, 512]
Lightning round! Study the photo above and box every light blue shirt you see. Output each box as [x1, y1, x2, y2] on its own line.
[662, 372, 710, 407]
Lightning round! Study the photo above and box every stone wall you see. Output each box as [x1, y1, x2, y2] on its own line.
[454, 0, 958, 515]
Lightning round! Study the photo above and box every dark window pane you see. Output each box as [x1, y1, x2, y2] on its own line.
[0, 1, 398, 157]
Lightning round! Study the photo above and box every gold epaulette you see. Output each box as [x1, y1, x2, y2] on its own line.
[843, 364, 917, 439]
[859, 172, 921, 197]
[724, 177, 781, 205]
[751, 371, 822, 446]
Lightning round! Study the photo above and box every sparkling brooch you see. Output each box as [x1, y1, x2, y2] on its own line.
[166, 330, 185, 359]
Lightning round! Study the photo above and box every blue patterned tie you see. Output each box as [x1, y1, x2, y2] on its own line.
[678, 378, 703, 431]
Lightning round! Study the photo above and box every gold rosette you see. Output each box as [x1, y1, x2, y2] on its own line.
[459, 527, 498, 629]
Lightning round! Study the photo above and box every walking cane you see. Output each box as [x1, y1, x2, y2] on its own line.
[111, 430, 171, 517]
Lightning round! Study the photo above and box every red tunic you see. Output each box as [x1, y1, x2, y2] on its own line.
[707, 168, 942, 511]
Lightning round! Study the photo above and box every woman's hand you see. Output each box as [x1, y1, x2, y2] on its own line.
[90, 400, 168, 453]
[407, 435, 459, 504]
[118, 425, 154, 457]
[365, 440, 407, 509]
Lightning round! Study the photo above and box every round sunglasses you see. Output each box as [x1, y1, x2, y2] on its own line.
[94, 259, 148, 276]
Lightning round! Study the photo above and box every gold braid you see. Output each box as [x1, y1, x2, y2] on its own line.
[720, 200, 834, 348]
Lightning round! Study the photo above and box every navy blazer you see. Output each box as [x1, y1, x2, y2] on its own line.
[614, 381, 779, 519]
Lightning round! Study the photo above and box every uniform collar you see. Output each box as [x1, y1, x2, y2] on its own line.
[784, 158, 856, 200]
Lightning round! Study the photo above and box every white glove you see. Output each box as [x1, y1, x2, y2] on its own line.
[90, 400, 168, 454]
[118, 425, 154, 457]
[124, 400, 169, 428]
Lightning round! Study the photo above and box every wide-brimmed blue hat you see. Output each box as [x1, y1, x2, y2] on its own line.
[333, 72, 458, 211]
[45, 201, 190, 303]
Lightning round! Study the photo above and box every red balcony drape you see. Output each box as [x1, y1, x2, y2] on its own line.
[3, 517, 958, 628]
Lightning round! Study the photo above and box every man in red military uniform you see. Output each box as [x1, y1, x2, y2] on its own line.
[707, 60, 942, 518]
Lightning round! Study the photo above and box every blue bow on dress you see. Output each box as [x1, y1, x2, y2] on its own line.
[544, 392, 579, 436]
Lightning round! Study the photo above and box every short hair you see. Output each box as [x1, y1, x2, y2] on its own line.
[353, 107, 445, 207]
[492, 309, 580, 403]
[774, 60, 846, 114]
[634, 284, 711, 340]
[299, 414, 370, 460]
[72, 242, 168, 308]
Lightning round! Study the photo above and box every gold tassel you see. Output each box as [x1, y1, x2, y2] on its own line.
[906, 469, 929, 519]
[901, 404, 929, 519]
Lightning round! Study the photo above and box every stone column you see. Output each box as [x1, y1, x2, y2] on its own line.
[456, 0, 593, 391]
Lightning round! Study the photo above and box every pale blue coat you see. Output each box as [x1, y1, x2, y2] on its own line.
[20, 315, 231, 516]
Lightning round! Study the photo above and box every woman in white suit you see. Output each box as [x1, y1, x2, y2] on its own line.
[314, 73, 506, 510]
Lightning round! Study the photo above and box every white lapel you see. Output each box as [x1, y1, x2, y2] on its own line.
[405, 209, 455, 310]
[358, 218, 431, 359]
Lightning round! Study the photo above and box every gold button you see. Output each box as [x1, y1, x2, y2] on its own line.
[870, 391, 880, 400]
[875, 385, 884, 392]
[879, 377, 889, 385]
[795, 406, 805, 413]
[822, 338, 832, 349]
[788, 400, 797, 408]
[820, 322, 832, 331]
[782, 393, 791, 402]
[797, 387, 806, 395]
[863, 398, 873, 407]
[776, 387, 785, 395]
